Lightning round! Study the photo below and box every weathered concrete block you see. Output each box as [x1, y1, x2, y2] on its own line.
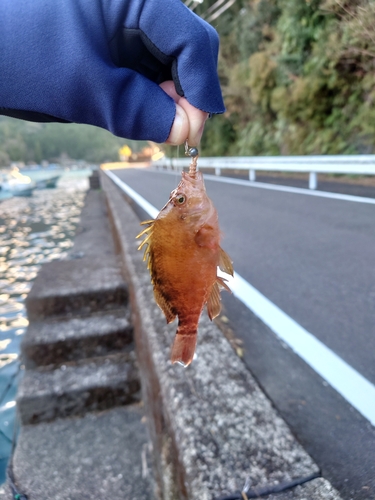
[17, 353, 140, 425]
[3, 405, 154, 500]
[22, 308, 133, 369]
[89, 170, 101, 190]
[25, 256, 128, 321]
[71, 190, 117, 259]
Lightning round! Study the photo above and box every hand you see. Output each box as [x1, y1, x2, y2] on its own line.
[0, 0, 224, 144]
[160, 81, 208, 146]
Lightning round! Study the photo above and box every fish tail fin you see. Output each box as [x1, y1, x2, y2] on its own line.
[171, 326, 197, 367]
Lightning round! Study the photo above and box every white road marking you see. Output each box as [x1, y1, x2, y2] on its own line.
[106, 169, 159, 218]
[152, 169, 375, 205]
[226, 273, 375, 427]
[105, 169, 375, 426]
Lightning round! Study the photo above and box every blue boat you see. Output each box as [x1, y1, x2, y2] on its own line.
[0, 169, 36, 197]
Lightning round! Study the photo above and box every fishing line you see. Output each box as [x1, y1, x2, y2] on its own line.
[213, 472, 321, 500]
[175, 143, 180, 184]
[7, 402, 28, 499]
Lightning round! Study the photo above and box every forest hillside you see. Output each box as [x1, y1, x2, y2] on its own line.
[0, 118, 141, 166]
[198, 0, 375, 156]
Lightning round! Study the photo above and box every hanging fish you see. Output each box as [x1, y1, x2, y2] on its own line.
[136, 145, 233, 367]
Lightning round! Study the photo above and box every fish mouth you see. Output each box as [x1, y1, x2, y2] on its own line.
[159, 171, 208, 217]
[181, 171, 204, 187]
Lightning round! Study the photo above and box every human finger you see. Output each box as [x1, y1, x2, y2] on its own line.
[161, 81, 208, 146]
[177, 97, 208, 146]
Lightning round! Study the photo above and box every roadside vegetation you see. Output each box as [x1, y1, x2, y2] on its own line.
[197, 0, 375, 156]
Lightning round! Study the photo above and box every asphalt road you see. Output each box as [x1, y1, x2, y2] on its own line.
[112, 167, 375, 500]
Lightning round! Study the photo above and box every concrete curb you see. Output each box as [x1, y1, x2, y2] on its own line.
[101, 171, 343, 500]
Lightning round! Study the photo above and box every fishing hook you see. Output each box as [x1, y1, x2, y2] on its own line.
[185, 140, 199, 178]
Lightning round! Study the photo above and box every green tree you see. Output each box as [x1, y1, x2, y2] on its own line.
[201, 0, 375, 156]
[0, 117, 146, 163]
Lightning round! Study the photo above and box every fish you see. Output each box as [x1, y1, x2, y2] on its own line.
[136, 166, 233, 367]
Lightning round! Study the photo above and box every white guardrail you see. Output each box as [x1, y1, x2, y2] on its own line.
[152, 155, 375, 190]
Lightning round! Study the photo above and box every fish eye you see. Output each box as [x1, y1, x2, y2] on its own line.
[175, 194, 186, 205]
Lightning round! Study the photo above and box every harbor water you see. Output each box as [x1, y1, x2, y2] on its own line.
[0, 172, 89, 483]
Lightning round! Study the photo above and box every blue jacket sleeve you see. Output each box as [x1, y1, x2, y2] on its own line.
[0, 0, 225, 142]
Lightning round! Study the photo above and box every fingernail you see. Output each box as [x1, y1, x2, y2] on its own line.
[166, 105, 188, 145]
[188, 112, 209, 146]
[195, 118, 208, 145]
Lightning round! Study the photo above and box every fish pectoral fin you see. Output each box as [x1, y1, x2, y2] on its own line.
[194, 225, 218, 249]
[219, 247, 234, 276]
[207, 282, 221, 320]
[153, 288, 176, 324]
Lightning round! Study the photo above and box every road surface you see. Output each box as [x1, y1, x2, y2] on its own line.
[111, 167, 375, 500]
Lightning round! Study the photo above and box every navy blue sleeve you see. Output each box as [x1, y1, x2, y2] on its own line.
[0, 0, 225, 142]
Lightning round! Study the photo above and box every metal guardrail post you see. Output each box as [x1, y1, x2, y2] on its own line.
[309, 172, 317, 190]
[215, 167, 221, 176]
[249, 169, 256, 182]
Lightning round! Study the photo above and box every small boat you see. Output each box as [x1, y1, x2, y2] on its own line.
[20, 166, 62, 189]
[35, 175, 61, 189]
[0, 169, 36, 197]
[0, 191, 12, 202]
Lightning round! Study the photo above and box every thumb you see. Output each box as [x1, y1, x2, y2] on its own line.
[165, 103, 190, 146]
[160, 81, 208, 146]
[178, 97, 208, 147]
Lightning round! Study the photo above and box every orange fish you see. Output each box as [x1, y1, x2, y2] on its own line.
[136, 166, 233, 367]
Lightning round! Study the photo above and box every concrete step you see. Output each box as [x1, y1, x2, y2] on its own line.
[22, 308, 133, 369]
[3, 405, 154, 500]
[71, 190, 117, 259]
[17, 353, 140, 425]
[25, 255, 128, 322]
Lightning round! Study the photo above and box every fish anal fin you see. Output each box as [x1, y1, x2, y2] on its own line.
[216, 276, 231, 293]
[171, 327, 197, 367]
[219, 247, 234, 276]
[207, 282, 221, 320]
[153, 288, 176, 324]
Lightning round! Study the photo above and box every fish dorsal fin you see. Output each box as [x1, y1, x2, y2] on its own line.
[136, 220, 154, 243]
[219, 247, 234, 276]
[137, 220, 176, 324]
[136, 220, 155, 271]
[153, 288, 176, 324]
[207, 282, 221, 320]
